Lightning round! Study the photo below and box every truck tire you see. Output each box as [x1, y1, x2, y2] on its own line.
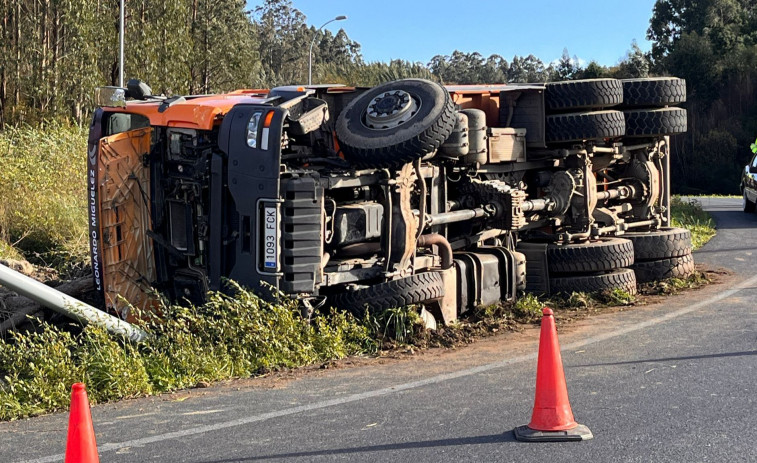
[622, 227, 692, 261]
[335, 79, 456, 168]
[631, 254, 695, 283]
[549, 268, 637, 296]
[743, 190, 756, 213]
[621, 77, 687, 107]
[545, 78, 623, 111]
[546, 110, 625, 143]
[623, 107, 687, 137]
[547, 238, 634, 274]
[331, 272, 445, 317]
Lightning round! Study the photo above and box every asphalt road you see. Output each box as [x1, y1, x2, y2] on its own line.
[2, 197, 756, 463]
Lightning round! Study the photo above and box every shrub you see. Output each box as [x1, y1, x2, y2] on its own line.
[0, 123, 88, 264]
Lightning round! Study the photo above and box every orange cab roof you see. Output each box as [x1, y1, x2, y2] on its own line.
[109, 92, 272, 130]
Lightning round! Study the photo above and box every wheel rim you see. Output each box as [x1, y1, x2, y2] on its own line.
[363, 90, 420, 130]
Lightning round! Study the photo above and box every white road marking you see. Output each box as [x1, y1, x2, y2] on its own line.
[182, 409, 225, 416]
[21, 274, 757, 463]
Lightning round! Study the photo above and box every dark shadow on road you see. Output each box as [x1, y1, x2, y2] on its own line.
[569, 350, 757, 368]
[198, 432, 518, 462]
[701, 210, 757, 230]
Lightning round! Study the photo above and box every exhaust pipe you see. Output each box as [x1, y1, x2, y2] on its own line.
[418, 233, 454, 270]
[0, 264, 148, 342]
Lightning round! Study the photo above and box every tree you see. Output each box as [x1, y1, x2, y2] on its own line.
[190, 0, 259, 93]
[648, 0, 757, 194]
[428, 51, 506, 84]
[253, 0, 310, 85]
[615, 41, 650, 79]
[554, 48, 582, 81]
[508, 55, 550, 83]
[578, 61, 608, 79]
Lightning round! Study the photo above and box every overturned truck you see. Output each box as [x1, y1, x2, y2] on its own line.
[89, 77, 692, 323]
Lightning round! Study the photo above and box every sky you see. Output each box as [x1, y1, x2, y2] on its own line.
[250, 0, 660, 67]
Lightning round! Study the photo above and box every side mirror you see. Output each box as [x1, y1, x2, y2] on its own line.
[749, 165, 757, 174]
[94, 87, 126, 107]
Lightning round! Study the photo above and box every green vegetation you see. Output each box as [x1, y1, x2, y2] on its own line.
[670, 196, 716, 249]
[641, 271, 711, 296]
[648, 1, 757, 194]
[0, 124, 88, 268]
[0, 283, 371, 421]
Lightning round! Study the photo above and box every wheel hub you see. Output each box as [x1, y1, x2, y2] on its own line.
[364, 90, 419, 129]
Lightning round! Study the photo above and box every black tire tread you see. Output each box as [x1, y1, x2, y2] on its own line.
[546, 110, 625, 143]
[547, 238, 634, 274]
[623, 227, 692, 261]
[545, 78, 623, 111]
[623, 107, 687, 137]
[622, 77, 687, 107]
[336, 79, 456, 168]
[744, 191, 756, 213]
[549, 268, 637, 296]
[331, 272, 445, 316]
[632, 254, 695, 283]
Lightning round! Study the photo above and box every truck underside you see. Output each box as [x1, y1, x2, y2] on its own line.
[88, 77, 690, 323]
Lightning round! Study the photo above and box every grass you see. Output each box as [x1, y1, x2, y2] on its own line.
[639, 270, 712, 296]
[0, 123, 89, 269]
[0, 283, 373, 421]
[670, 196, 716, 249]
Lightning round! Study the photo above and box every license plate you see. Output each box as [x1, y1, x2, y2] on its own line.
[262, 206, 278, 270]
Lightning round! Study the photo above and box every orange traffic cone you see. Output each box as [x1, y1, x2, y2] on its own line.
[65, 383, 100, 463]
[514, 307, 593, 441]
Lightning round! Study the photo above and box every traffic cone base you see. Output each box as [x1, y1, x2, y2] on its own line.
[513, 307, 593, 442]
[514, 423, 593, 442]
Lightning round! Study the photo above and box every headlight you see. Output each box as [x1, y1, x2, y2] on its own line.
[246, 111, 262, 148]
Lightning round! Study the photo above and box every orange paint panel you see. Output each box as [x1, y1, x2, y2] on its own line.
[109, 93, 272, 130]
[97, 128, 157, 321]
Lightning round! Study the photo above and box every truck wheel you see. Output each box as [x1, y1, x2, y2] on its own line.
[621, 77, 686, 107]
[631, 254, 695, 283]
[549, 268, 637, 296]
[743, 190, 756, 213]
[331, 272, 445, 317]
[545, 79, 623, 111]
[547, 238, 634, 274]
[623, 107, 687, 137]
[546, 110, 625, 143]
[622, 227, 692, 261]
[336, 79, 456, 168]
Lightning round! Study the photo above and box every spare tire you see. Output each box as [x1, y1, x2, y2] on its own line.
[549, 268, 637, 296]
[623, 107, 687, 137]
[623, 227, 692, 261]
[546, 110, 625, 143]
[547, 238, 635, 274]
[545, 78, 623, 111]
[331, 272, 445, 317]
[621, 77, 686, 107]
[632, 254, 695, 283]
[336, 79, 456, 168]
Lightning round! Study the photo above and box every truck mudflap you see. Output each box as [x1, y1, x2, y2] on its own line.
[90, 125, 156, 320]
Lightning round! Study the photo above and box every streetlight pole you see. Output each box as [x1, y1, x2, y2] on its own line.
[119, 0, 124, 87]
[308, 15, 347, 86]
